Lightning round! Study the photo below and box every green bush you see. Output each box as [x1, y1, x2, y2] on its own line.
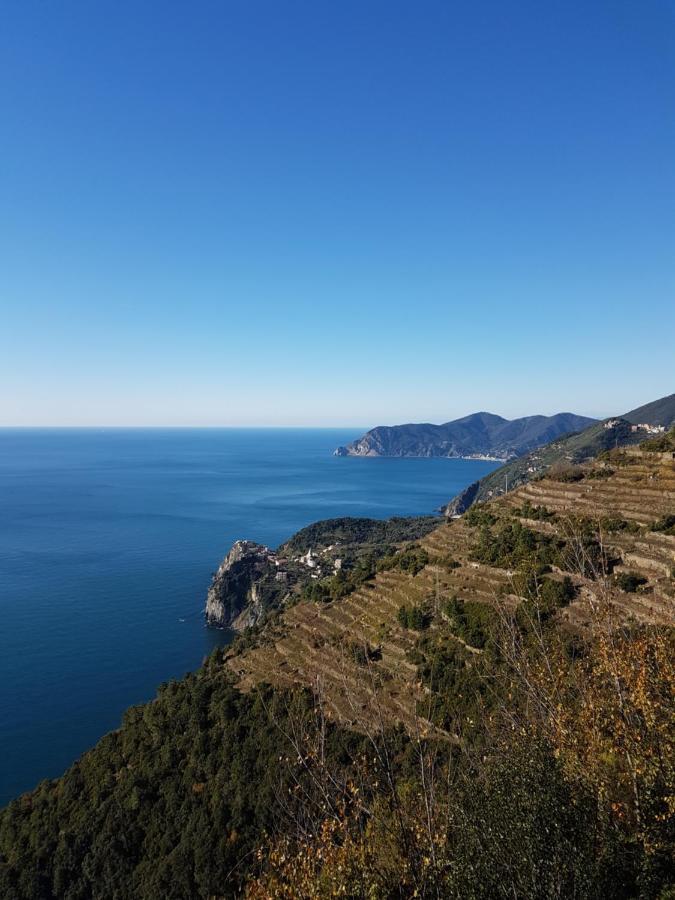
[515, 499, 556, 520]
[550, 465, 585, 483]
[463, 506, 497, 528]
[650, 514, 675, 536]
[397, 604, 430, 631]
[445, 596, 495, 649]
[0, 661, 369, 899]
[538, 575, 577, 612]
[615, 571, 648, 593]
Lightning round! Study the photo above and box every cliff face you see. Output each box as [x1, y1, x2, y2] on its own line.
[205, 540, 276, 629]
[205, 516, 441, 631]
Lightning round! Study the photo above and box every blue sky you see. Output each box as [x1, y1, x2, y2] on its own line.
[1, 1, 673, 426]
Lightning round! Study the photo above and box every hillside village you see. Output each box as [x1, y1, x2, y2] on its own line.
[223, 438, 674, 734]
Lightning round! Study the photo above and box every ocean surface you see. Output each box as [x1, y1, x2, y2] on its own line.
[0, 428, 500, 805]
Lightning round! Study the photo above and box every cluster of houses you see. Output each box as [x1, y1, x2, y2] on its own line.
[630, 423, 666, 435]
[603, 419, 666, 435]
[298, 546, 343, 578]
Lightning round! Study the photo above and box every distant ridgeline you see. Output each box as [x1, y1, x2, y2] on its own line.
[446, 391, 675, 515]
[334, 411, 596, 459]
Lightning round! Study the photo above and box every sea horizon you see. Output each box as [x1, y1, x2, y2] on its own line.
[0, 427, 499, 805]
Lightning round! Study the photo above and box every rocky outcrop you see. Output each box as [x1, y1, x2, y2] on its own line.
[205, 540, 276, 629]
[205, 516, 442, 631]
[445, 480, 480, 517]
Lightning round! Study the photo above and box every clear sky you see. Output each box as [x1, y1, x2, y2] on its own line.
[1, 1, 673, 426]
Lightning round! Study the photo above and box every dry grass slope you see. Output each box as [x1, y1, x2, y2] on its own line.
[226, 448, 675, 734]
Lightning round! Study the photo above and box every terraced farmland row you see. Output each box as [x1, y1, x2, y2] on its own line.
[227, 448, 674, 735]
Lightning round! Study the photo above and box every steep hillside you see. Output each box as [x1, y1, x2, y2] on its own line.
[205, 515, 440, 629]
[2, 445, 673, 898]
[624, 392, 675, 426]
[447, 392, 675, 514]
[335, 411, 596, 459]
[226, 446, 674, 734]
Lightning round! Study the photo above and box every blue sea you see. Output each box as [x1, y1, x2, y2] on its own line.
[0, 428, 499, 805]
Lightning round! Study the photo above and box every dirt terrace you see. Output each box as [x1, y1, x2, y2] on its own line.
[226, 449, 674, 734]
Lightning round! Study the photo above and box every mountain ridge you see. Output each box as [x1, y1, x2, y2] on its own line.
[335, 411, 597, 460]
[446, 391, 675, 515]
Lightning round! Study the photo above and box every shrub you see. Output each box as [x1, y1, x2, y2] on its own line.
[600, 516, 640, 534]
[587, 466, 614, 480]
[615, 571, 648, 593]
[650, 514, 675, 536]
[445, 596, 494, 649]
[538, 575, 577, 612]
[463, 506, 497, 528]
[515, 499, 556, 520]
[550, 464, 585, 483]
[397, 604, 430, 631]
[376, 546, 429, 576]
[346, 640, 381, 666]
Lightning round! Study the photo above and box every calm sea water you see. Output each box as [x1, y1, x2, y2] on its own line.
[0, 428, 499, 805]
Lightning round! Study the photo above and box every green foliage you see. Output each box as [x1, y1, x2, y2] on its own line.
[615, 571, 648, 593]
[587, 465, 615, 479]
[444, 738, 617, 900]
[439, 554, 461, 571]
[550, 464, 586, 482]
[463, 506, 497, 528]
[396, 546, 429, 575]
[303, 544, 430, 607]
[514, 499, 556, 520]
[470, 519, 560, 571]
[346, 640, 381, 666]
[282, 515, 439, 555]
[302, 556, 377, 604]
[397, 604, 430, 631]
[445, 596, 495, 649]
[413, 632, 491, 734]
[650, 514, 675, 536]
[539, 575, 577, 609]
[377, 545, 429, 576]
[0, 658, 365, 900]
[601, 515, 641, 534]
[555, 518, 613, 580]
[639, 426, 675, 453]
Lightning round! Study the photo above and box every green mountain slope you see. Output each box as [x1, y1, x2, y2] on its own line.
[335, 411, 596, 459]
[623, 392, 675, 426]
[446, 392, 675, 514]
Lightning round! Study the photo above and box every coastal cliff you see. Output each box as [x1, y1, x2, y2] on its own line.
[205, 540, 278, 629]
[205, 516, 440, 630]
[335, 411, 596, 459]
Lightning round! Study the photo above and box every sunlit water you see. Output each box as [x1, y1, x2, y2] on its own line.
[0, 428, 499, 804]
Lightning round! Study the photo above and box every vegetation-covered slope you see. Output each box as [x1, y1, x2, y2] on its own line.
[205, 514, 440, 629]
[2, 444, 673, 898]
[335, 411, 596, 459]
[623, 392, 675, 427]
[447, 392, 675, 514]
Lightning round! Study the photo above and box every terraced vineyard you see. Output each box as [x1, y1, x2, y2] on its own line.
[226, 447, 674, 734]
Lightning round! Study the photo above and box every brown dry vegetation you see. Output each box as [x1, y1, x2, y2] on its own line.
[239, 448, 674, 898]
[225, 449, 674, 738]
